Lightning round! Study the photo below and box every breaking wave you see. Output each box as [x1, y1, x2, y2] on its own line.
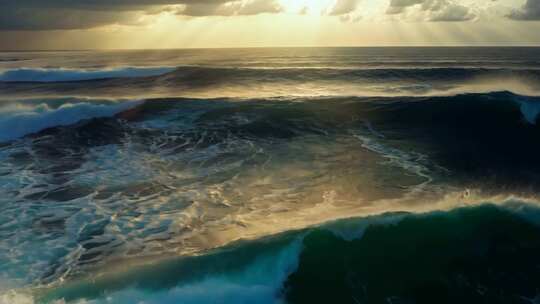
[25, 201, 540, 304]
[0, 99, 142, 142]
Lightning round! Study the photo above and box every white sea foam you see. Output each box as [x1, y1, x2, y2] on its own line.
[0, 99, 143, 142]
[0, 290, 36, 304]
[353, 123, 434, 187]
[0, 67, 175, 83]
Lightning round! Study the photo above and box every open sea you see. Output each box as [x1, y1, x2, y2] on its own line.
[1, 47, 540, 303]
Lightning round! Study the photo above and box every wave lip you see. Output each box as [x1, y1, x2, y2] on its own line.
[0, 99, 143, 142]
[0, 67, 176, 83]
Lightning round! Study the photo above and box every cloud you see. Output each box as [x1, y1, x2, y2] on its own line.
[236, 0, 282, 15]
[327, 0, 361, 16]
[0, 0, 229, 11]
[386, 0, 424, 15]
[386, 0, 475, 21]
[508, 0, 540, 20]
[0, 7, 149, 30]
[0, 0, 283, 30]
[179, 0, 282, 16]
[339, 14, 363, 22]
[430, 3, 475, 21]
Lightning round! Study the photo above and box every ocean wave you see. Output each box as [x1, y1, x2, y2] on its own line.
[1, 65, 486, 85]
[1, 66, 539, 98]
[0, 67, 176, 83]
[0, 99, 143, 142]
[2, 92, 540, 301]
[29, 201, 540, 304]
[152, 66, 540, 83]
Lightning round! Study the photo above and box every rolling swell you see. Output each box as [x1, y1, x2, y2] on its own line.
[286, 202, 540, 304]
[37, 202, 540, 304]
[351, 91, 540, 191]
[2, 66, 538, 83]
[0, 67, 176, 83]
[1, 67, 539, 98]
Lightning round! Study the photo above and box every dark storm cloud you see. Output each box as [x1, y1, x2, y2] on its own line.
[179, 0, 282, 17]
[0, 7, 146, 30]
[0, 0, 227, 11]
[386, 0, 425, 14]
[0, 0, 282, 30]
[386, 0, 475, 21]
[508, 0, 540, 20]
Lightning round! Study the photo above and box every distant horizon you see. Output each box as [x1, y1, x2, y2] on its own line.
[2, 45, 540, 52]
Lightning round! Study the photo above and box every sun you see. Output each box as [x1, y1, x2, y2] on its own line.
[278, 0, 337, 15]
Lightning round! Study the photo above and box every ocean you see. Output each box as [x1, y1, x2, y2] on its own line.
[1, 47, 540, 303]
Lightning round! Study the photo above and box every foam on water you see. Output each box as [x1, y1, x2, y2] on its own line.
[353, 125, 435, 189]
[0, 67, 175, 83]
[0, 290, 36, 304]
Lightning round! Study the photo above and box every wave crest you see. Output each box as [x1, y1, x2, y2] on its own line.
[34, 201, 540, 304]
[0, 99, 143, 142]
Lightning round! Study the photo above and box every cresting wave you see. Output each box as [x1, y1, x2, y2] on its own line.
[0, 91, 539, 143]
[1, 66, 540, 83]
[0, 67, 176, 83]
[1, 66, 540, 99]
[5, 200, 540, 304]
[0, 99, 142, 142]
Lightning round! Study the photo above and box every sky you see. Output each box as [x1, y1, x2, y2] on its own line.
[0, 0, 540, 50]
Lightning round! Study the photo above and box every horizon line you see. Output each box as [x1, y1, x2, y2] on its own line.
[1, 45, 540, 52]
